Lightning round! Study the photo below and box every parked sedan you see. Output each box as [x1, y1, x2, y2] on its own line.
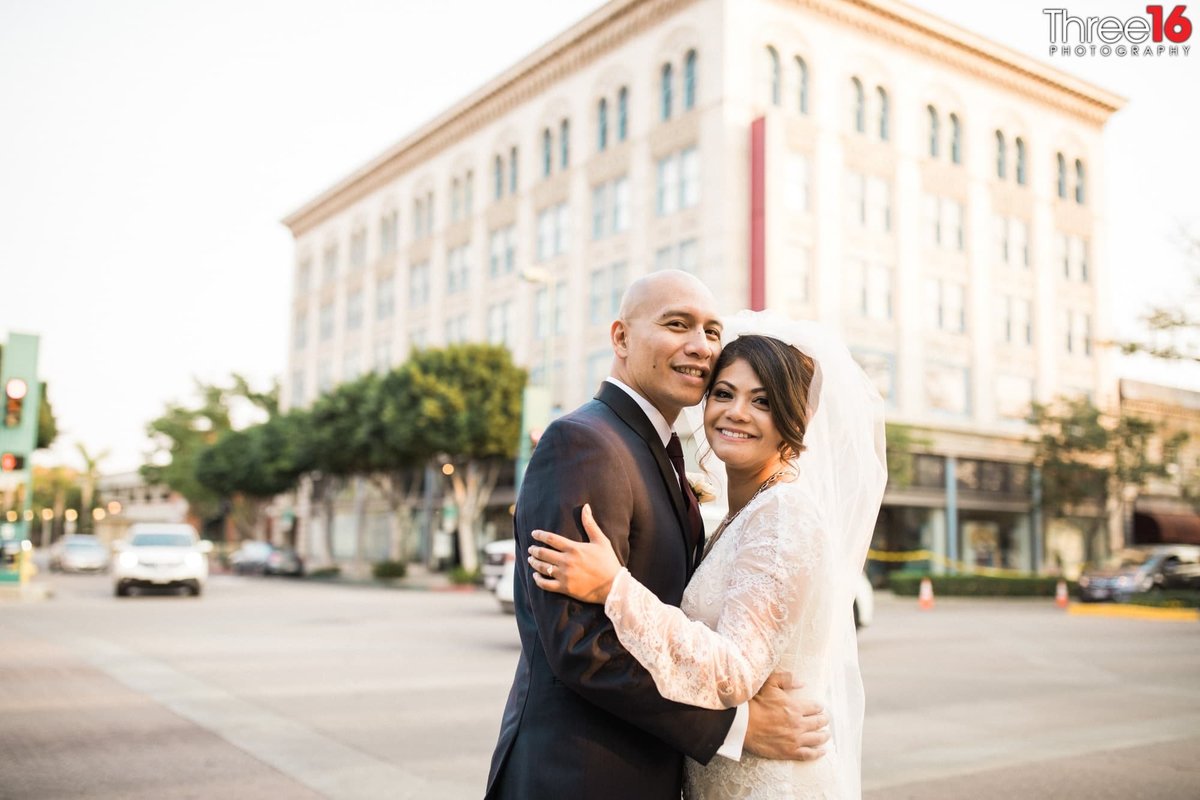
[49, 535, 110, 573]
[265, 547, 304, 577]
[230, 541, 274, 575]
[1077, 544, 1200, 602]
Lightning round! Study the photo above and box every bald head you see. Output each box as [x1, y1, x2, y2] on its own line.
[618, 270, 715, 323]
[609, 270, 722, 421]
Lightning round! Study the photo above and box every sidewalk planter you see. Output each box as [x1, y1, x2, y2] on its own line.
[889, 573, 1076, 597]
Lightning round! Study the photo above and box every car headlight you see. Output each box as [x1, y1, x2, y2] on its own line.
[119, 552, 139, 568]
[1116, 575, 1130, 588]
[185, 552, 203, 569]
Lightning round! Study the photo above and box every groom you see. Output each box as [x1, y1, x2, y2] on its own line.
[485, 271, 829, 800]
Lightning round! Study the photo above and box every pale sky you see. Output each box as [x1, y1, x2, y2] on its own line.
[1, 0, 1197, 474]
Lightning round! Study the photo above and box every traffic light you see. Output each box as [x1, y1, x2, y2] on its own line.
[0, 452, 24, 471]
[3, 378, 27, 428]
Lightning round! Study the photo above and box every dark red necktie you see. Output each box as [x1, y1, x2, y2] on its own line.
[666, 433, 704, 560]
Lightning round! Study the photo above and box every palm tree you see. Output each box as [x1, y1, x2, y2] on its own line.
[75, 443, 110, 533]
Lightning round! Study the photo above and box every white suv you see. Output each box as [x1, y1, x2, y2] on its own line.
[113, 523, 212, 597]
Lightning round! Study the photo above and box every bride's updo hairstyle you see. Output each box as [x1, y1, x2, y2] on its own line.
[707, 334, 816, 462]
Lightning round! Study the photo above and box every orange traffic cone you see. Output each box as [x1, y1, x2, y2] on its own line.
[918, 577, 935, 610]
[1055, 579, 1069, 609]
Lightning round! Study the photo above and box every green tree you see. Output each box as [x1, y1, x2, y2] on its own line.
[36, 382, 58, 450]
[362, 363, 464, 562]
[1115, 229, 1199, 363]
[409, 345, 526, 573]
[31, 465, 81, 547]
[884, 423, 929, 490]
[141, 375, 276, 537]
[1029, 396, 1178, 546]
[195, 409, 313, 541]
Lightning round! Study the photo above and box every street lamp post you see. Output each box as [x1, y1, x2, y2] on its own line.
[516, 267, 556, 493]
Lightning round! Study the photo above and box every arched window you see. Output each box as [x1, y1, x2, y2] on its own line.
[851, 77, 864, 133]
[1075, 159, 1086, 204]
[1016, 137, 1027, 185]
[1056, 152, 1067, 198]
[509, 146, 518, 194]
[684, 50, 697, 110]
[597, 99, 608, 152]
[560, 118, 570, 169]
[796, 56, 809, 114]
[995, 130, 1006, 179]
[950, 113, 962, 164]
[618, 86, 629, 142]
[542, 128, 552, 177]
[660, 62, 673, 121]
[877, 86, 889, 141]
[766, 46, 781, 106]
[493, 155, 503, 200]
[927, 105, 939, 158]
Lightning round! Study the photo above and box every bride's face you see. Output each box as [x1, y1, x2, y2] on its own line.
[703, 358, 784, 474]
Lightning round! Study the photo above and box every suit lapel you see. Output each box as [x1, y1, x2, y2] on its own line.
[595, 383, 690, 547]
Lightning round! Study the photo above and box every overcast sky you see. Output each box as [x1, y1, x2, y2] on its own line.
[1, 0, 1196, 474]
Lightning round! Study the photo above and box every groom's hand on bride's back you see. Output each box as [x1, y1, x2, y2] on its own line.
[744, 671, 830, 761]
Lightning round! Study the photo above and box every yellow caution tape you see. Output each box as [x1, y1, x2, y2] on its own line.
[867, 549, 1036, 578]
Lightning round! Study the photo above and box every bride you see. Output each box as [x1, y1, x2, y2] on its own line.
[527, 312, 887, 799]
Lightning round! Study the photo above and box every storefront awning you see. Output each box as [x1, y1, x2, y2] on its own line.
[1134, 511, 1200, 545]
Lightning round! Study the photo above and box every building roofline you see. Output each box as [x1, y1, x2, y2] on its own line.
[281, 0, 1126, 237]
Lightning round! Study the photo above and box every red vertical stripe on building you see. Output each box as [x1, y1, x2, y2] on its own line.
[749, 117, 766, 311]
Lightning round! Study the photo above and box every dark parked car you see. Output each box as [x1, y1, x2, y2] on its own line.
[1077, 544, 1200, 602]
[265, 547, 304, 577]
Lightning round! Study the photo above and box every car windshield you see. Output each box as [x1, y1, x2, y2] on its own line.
[241, 543, 272, 555]
[66, 541, 105, 551]
[1100, 549, 1156, 569]
[130, 533, 194, 548]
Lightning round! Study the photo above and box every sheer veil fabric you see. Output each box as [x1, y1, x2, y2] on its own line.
[683, 310, 887, 796]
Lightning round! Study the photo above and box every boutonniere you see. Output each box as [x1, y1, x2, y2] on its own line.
[686, 472, 717, 504]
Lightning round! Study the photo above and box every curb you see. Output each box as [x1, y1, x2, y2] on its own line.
[1067, 602, 1199, 622]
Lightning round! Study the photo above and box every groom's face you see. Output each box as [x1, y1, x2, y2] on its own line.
[614, 276, 722, 421]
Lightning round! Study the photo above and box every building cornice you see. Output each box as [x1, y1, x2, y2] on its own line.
[809, 0, 1125, 123]
[282, 0, 1125, 237]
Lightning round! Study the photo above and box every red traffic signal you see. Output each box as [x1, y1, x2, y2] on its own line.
[3, 378, 26, 428]
[0, 452, 24, 471]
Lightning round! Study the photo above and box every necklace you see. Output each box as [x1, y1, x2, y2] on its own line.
[702, 467, 794, 559]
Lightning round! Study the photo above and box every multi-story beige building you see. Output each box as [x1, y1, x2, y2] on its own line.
[281, 0, 1123, 574]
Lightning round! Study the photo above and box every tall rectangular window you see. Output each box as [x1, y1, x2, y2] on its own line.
[509, 147, 518, 194]
[319, 301, 334, 341]
[296, 258, 311, 294]
[350, 229, 367, 268]
[846, 172, 866, 227]
[376, 275, 394, 320]
[409, 261, 430, 308]
[293, 311, 307, 350]
[489, 226, 515, 278]
[680, 147, 700, 209]
[346, 289, 364, 330]
[322, 245, 338, 284]
[447, 245, 470, 294]
[926, 279, 965, 333]
[536, 203, 570, 261]
[592, 184, 607, 240]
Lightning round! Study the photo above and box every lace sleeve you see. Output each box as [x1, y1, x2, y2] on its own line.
[604, 487, 826, 709]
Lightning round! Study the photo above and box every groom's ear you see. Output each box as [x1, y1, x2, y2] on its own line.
[611, 319, 629, 357]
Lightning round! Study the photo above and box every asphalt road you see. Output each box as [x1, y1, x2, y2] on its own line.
[1, 571, 1197, 799]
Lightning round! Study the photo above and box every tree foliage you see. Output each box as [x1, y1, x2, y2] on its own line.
[141, 374, 277, 529]
[1028, 397, 1181, 527]
[1115, 228, 1200, 363]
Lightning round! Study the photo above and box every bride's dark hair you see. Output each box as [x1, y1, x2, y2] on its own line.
[706, 335, 816, 462]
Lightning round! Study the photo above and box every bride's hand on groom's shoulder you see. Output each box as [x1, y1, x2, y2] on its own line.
[529, 504, 621, 604]
[744, 672, 830, 761]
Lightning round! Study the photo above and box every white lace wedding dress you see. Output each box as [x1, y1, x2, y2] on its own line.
[605, 479, 855, 799]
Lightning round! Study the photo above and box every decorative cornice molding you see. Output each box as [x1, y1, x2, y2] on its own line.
[283, 0, 1124, 237]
